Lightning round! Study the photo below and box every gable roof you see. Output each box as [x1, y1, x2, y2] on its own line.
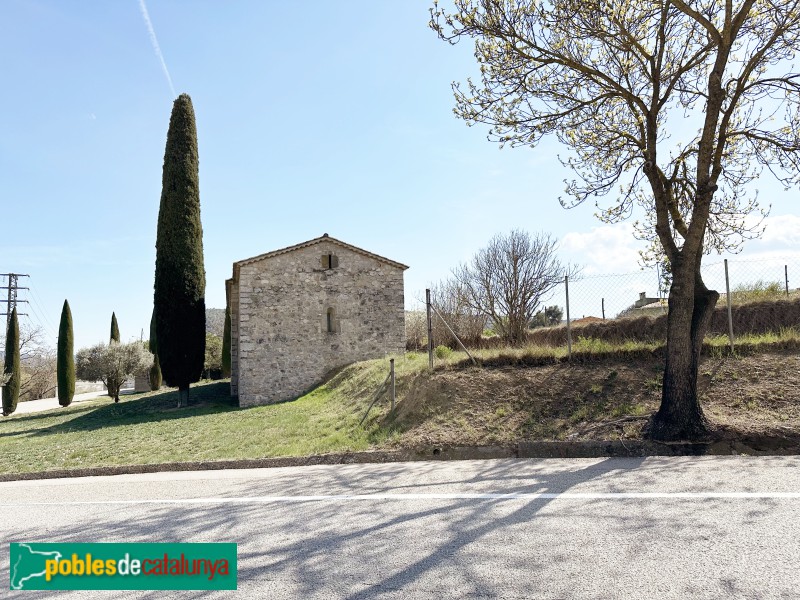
[233, 234, 409, 271]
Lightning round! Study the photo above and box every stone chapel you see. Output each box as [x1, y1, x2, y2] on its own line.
[226, 234, 407, 406]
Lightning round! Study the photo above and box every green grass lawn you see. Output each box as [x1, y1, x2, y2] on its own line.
[0, 365, 401, 475]
[2, 329, 798, 475]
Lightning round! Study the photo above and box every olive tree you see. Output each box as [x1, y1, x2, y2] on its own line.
[431, 0, 800, 439]
[76, 342, 151, 403]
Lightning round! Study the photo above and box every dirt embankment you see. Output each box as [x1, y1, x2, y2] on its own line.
[384, 348, 800, 447]
[527, 298, 800, 347]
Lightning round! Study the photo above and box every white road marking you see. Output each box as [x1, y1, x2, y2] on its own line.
[5, 491, 800, 506]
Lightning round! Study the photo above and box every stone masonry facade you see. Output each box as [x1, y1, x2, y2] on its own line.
[227, 235, 407, 406]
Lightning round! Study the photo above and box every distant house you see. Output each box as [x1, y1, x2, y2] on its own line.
[632, 292, 667, 316]
[226, 234, 408, 407]
[634, 291, 661, 308]
[615, 292, 667, 318]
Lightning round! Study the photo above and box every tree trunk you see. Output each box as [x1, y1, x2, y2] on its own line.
[649, 262, 718, 441]
[177, 386, 189, 408]
[108, 381, 120, 403]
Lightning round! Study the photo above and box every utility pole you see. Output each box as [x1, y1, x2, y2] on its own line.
[0, 273, 30, 331]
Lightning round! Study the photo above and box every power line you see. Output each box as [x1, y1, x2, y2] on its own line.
[26, 296, 58, 345]
[27, 285, 58, 342]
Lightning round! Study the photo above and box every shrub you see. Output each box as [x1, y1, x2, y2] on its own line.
[204, 333, 223, 379]
[149, 360, 163, 391]
[730, 280, 784, 305]
[148, 308, 162, 391]
[434, 345, 453, 359]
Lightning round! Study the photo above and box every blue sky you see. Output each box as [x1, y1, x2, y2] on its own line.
[0, 1, 797, 350]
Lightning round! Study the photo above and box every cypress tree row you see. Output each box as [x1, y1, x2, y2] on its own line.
[154, 93, 206, 407]
[2, 308, 20, 416]
[110, 312, 120, 344]
[221, 304, 231, 378]
[57, 299, 75, 407]
[149, 308, 162, 391]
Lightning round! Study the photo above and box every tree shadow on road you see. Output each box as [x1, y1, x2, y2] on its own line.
[1, 457, 768, 598]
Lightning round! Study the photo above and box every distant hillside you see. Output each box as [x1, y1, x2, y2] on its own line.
[206, 308, 225, 338]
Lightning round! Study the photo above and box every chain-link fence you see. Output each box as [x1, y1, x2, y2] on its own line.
[408, 256, 800, 354]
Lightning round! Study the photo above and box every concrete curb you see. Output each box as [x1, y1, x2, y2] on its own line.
[0, 447, 517, 483]
[515, 440, 800, 458]
[1, 439, 797, 483]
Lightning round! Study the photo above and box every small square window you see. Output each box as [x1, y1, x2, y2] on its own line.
[321, 253, 339, 269]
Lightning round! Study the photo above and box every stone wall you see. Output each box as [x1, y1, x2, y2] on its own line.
[226, 278, 240, 396]
[234, 241, 405, 406]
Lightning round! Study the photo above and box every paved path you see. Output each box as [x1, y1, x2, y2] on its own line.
[13, 387, 134, 414]
[1, 457, 799, 598]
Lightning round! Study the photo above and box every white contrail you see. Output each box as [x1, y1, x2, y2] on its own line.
[138, 0, 177, 97]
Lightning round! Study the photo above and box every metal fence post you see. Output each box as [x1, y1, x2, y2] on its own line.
[390, 358, 396, 414]
[786, 265, 790, 297]
[601, 297, 605, 320]
[565, 275, 572, 359]
[725, 259, 734, 352]
[429, 304, 478, 366]
[426, 289, 433, 370]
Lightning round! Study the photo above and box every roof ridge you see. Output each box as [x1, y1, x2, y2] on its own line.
[234, 235, 409, 270]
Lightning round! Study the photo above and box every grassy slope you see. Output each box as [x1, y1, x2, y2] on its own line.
[2, 339, 800, 474]
[0, 370, 393, 474]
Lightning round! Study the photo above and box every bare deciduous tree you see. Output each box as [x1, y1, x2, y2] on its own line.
[429, 279, 487, 347]
[15, 324, 57, 402]
[407, 281, 488, 350]
[405, 311, 427, 350]
[454, 230, 573, 345]
[431, 0, 800, 439]
[21, 352, 57, 401]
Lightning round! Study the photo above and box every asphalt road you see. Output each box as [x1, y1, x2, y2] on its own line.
[2, 457, 799, 599]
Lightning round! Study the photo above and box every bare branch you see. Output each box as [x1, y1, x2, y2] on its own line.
[452, 230, 577, 345]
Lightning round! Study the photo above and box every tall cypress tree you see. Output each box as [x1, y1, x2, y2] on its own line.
[221, 304, 231, 378]
[110, 312, 120, 344]
[57, 300, 75, 407]
[2, 308, 20, 416]
[149, 308, 162, 391]
[154, 93, 206, 407]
